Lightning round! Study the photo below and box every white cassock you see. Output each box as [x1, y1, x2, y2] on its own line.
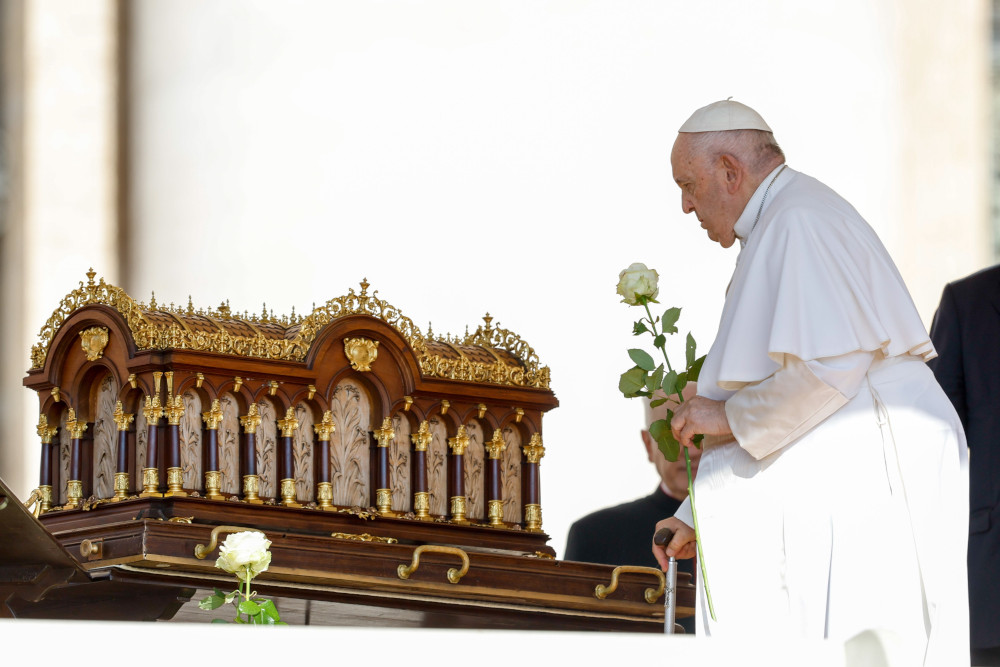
[673, 166, 969, 665]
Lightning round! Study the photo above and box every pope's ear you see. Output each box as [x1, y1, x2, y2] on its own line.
[641, 429, 656, 463]
[720, 154, 743, 193]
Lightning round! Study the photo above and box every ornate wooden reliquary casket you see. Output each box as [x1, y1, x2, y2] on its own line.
[8, 271, 693, 629]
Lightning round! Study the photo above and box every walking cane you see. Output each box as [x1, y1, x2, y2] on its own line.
[653, 526, 677, 634]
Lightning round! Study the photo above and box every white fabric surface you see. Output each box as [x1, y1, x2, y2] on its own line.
[674, 167, 969, 666]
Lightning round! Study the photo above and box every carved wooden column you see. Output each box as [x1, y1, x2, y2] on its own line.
[373, 417, 394, 516]
[112, 401, 134, 501]
[522, 433, 545, 532]
[240, 403, 263, 504]
[411, 420, 432, 520]
[202, 399, 224, 500]
[448, 425, 470, 523]
[64, 409, 88, 508]
[313, 411, 336, 510]
[163, 374, 186, 497]
[36, 415, 57, 512]
[486, 430, 506, 527]
[277, 407, 301, 508]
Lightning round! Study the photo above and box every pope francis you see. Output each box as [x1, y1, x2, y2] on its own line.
[651, 100, 969, 666]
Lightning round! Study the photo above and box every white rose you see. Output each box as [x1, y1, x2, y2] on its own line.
[215, 531, 272, 579]
[616, 262, 659, 305]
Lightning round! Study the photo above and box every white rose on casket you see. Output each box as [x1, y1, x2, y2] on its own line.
[616, 262, 660, 305]
[215, 531, 272, 579]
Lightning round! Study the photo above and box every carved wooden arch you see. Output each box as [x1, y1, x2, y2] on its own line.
[324, 366, 388, 424]
[34, 305, 137, 385]
[60, 362, 120, 422]
[306, 315, 422, 397]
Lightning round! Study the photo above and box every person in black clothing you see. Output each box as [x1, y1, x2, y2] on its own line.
[564, 395, 701, 631]
[929, 264, 1000, 666]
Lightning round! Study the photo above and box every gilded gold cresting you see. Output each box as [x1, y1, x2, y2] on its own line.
[411, 421, 431, 452]
[31, 273, 551, 389]
[344, 337, 379, 372]
[277, 407, 299, 438]
[79, 326, 109, 361]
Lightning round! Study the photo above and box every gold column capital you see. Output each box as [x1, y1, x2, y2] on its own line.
[143, 395, 164, 425]
[65, 409, 87, 439]
[523, 433, 545, 464]
[164, 394, 185, 426]
[112, 401, 135, 432]
[202, 399, 224, 430]
[36, 414, 57, 443]
[374, 417, 394, 448]
[240, 403, 262, 434]
[448, 425, 470, 456]
[486, 430, 506, 459]
[411, 421, 431, 451]
[277, 406, 299, 437]
[314, 410, 336, 441]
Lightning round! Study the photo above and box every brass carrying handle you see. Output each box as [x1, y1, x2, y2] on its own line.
[397, 545, 470, 584]
[594, 565, 665, 603]
[194, 525, 266, 559]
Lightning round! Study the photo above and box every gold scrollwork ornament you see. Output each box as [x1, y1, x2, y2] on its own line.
[343, 337, 379, 372]
[79, 326, 110, 361]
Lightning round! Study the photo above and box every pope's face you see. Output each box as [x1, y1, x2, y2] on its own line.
[670, 134, 739, 249]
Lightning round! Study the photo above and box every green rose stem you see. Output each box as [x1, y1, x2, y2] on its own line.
[640, 299, 717, 622]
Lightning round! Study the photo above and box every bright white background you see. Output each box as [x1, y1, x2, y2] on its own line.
[10, 0, 990, 566]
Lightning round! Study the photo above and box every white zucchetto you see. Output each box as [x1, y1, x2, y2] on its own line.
[678, 99, 773, 133]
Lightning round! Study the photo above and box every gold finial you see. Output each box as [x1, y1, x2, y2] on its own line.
[187, 296, 194, 315]
[149, 291, 157, 309]
[360, 278, 370, 295]
[483, 313, 493, 330]
[86, 268, 96, 285]
[427, 322, 434, 338]
[261, 303, 268, 320]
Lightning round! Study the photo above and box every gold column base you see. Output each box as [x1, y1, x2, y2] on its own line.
[112, 472, 130, 501]
[376, 488, 394, 516]
[39, 485, 53, 513]
[203, 470, 225, 500]
[242, 474, 264, 504]
[413, 491, 431, 520]
[280, 478, 301, 508]
[139, 467, 162, 498]
[449, 495, 468, 524]
[164, 466, 187, 497]
[524, 503, 542, 532]
[488, 498, 504, 527]
[316, 481, 334, 510]
[65, 480, 83, 509]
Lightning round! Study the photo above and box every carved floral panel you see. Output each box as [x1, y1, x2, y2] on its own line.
[256, 400, 278, 499]
[180, 390, 203, 490]
[59, 411, 71, 504]
[92, 374, 117, 499]
[502, 426, 522, 524]
[134, 403, 147, 481]
[293, 403, 315, 502]
[218, 394, 241, 495]
[390, 414, 411, 512]
[330, 381, 370, 507]
[463, 420, 484, 520]
[427, 418, 448, 516]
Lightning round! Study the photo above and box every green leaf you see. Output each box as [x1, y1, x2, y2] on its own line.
[649, 398, 667, 408]
[632, 321, 649, 336]
[653, 334, 666, 349]
[688, 355, 707, 382]
[646, 364, 664, 393]
[693, 433, 704, 447]
[258, 599, 281, 622]
[662, 307, 681, 334]
[198, 594, 225, 611]
[686, 332, 697, 368]
[628, 348, 655, 372]
[676, 371, 688, 393]
[649, 419, 680, 462]
[618, 367, 647, 397]
[661, 370, 678, 397]
[238, 600, 261, 615]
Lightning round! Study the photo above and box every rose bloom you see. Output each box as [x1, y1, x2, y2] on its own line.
[216, 531, 272, 579]
[617, 262, 659, 305]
